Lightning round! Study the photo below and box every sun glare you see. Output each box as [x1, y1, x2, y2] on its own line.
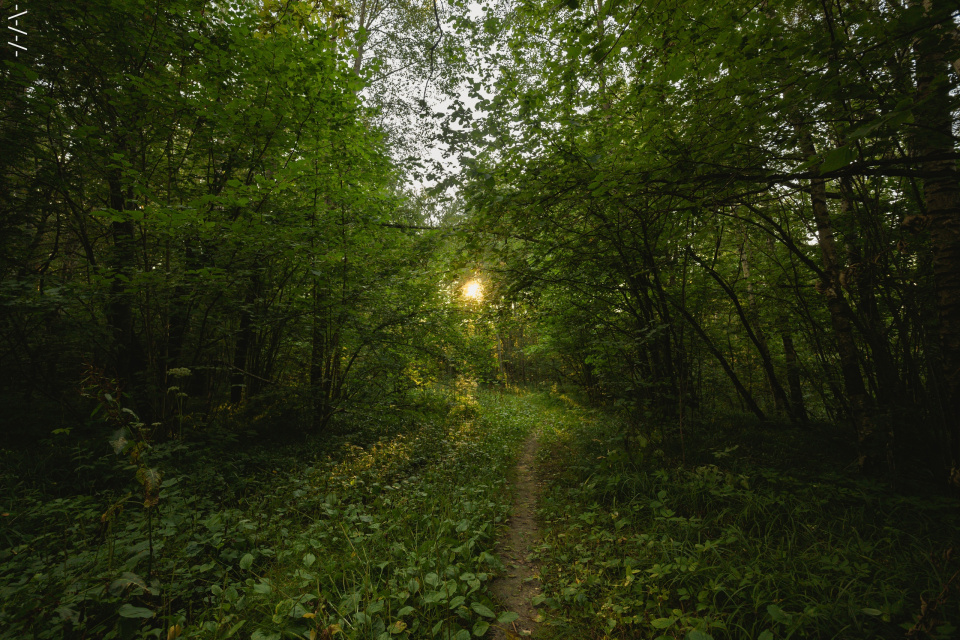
[463, 280, 483, 301]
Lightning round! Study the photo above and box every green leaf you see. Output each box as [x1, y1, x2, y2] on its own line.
[497, 611, 519, 624]
[109, 572, 149, 596]
[819, 146, 856, 173]
[239, 553, 254, 570]
[454, 630, 471, 640]
[117, 604, 154, 618]
[110, 428, 130, 453]
[758, 632, 774, 640]
[303, 552, 316, 568]
[253, 582, 272, 594]
[767, 604, 792, 624]
[884, 108, 914, 128]
[397, 606, 415, 617]
[472, 620, 490, 636]
[861, 607, 882, 616]
[470, 602, 496, 618]
[847, 121, 879, 140]
[651, 617, 676, 629]
[685, 631, 714, 640]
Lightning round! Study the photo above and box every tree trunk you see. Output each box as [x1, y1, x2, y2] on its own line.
[779, 317, 808, 424]
[230, 275, 258, 405]
[765, 236, 808, 423]
[799, 130, 884, 472]
[688, 249, 790, 419]
[352, 0, 367, 78]
[668, 296, 766, 421]
[840, 181, 901, 405]
[106, 169, 146, 399]
[912, 0, 960, 477]
[740, 231, 789, 415]
[310, 283, 342, 432]
[311, 283, 330, 432]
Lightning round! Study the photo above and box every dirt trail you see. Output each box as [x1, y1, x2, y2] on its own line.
[490, 434, 543, 639]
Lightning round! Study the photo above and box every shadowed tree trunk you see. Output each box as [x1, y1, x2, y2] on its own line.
[687, 249, 791, 420]
[779, 316, 807, 425]
[668, 296, 766, 421]
[839, 181, 900, 406]
[230, 273, 259, 405]
[106, 167, 147, 404]
[912, 0, 960, 477]
[798, 129, 884, 472]
[740, 230, 789, 416]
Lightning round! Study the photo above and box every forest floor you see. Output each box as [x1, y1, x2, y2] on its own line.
[3, 388, 960, 640]
[528, 394, 960, 640]
[490, 433, 543, 639]
[0, 387, 538, 640]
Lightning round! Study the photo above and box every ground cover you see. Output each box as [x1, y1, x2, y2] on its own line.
[531, 395, 960, 640]
[0, 386, 535, 640]
[6, 387, 957, 640]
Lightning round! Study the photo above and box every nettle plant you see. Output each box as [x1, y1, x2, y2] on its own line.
[82, 367, 163, 570]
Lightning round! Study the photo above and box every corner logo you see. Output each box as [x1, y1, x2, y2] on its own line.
[7, 4, 26, 57]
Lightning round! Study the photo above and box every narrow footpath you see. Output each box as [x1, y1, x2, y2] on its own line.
[491, 433, 543, 639]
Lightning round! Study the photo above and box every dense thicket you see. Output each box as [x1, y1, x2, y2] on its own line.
[0, 0, 471, 440]
[462, 0, 960, 481]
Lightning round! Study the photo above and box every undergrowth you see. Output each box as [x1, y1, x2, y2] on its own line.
[0, 383, 532, 640]
[532, 396, 960, 640]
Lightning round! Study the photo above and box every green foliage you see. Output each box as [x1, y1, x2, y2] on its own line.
[0, 0, 476, 441]
[458, 0, 960, 476]
[3, 0, 959, 636]
[532, 401, 960, 639]
[0, 386, 531, 639]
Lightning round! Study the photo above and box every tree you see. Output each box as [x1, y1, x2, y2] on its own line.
[0, 0, 465, 439]
[461, 0, 959, 479]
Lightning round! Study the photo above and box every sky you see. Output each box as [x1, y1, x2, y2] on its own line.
[357, 0, 496, 196]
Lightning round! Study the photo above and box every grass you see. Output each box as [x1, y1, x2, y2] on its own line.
[0, 383, 537, 640]
[530, 395, 960, 640]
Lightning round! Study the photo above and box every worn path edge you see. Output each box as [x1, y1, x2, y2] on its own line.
[490, 432, 543, 639]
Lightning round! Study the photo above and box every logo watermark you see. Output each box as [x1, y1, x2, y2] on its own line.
[7, 3, 26, 57]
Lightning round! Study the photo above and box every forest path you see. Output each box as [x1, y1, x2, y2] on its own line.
[490, 431, 543, 639]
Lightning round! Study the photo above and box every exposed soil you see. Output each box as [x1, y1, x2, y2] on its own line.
[490, 434, 543, 639]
